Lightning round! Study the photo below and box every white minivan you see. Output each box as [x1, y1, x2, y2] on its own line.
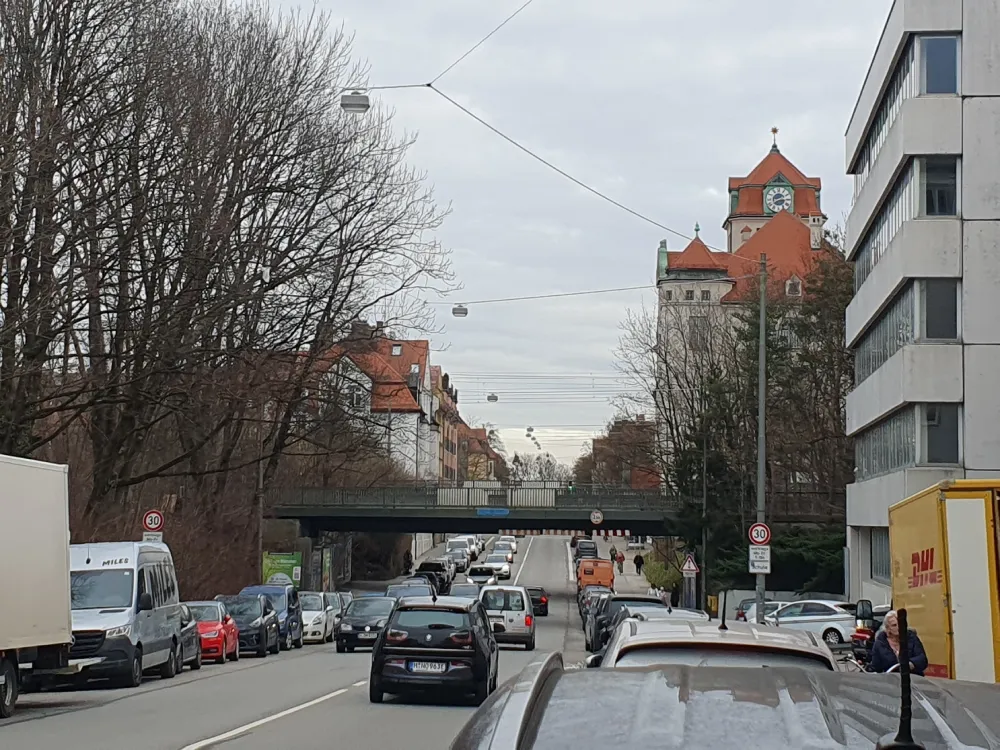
[69, 542, 183, 687]
[480, 585, 535, 650]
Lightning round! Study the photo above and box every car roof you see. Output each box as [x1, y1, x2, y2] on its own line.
[612, 619, 832, 655]
[450, 653, 1000, 749]
[480, 584, 527, 593]
[606, 594, 665, 604]
[395, 596, 475, 612]
[186, 600, 222, 607]
[624, 606, 708, 621]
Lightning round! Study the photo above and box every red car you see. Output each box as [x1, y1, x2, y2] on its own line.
[186, 600, 240, 664]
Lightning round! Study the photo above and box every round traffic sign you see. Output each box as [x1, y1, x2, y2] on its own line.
[590, 509, 604, 525]
[142, 509, 164, 532]
[748, 522, 771, 546]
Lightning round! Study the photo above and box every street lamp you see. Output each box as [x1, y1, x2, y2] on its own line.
[340, 90, 371, 114]
[487, 393, 498, 403]
[452, 304, 469, 318]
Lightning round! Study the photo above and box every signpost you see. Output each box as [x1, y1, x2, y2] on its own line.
[681, 554, 699, 609]
[142, 510, 164, 543]
[748, 522, 771, 578]
[590, 509, 604, 526]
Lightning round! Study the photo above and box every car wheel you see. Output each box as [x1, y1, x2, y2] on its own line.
[335, 641, 346, 653]
[159, 644, 178, 679]
[0, 658, 18, 719]
[190, 643, 202, 671]
[293, 631, 304, 649]
[368, 678, 384, 704]
[174, 646, 185, 674]
[121, 648, 143, 688]
[823, 628, 844, 645]
[268, 631, 280, 655]
[281, 631, 292, 651]
[217, 639, 228, 665]
[326, 628, 334, 643]
[473, 679, 489, 706]
[231, 641, 240, 661]
[257, 636, 268, 658]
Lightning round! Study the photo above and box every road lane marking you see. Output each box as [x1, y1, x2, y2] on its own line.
[565, 542, 574, 581]
[179, 688, 349, 749]
[353, 680, 367, 686]
[512, 536, 535, 585]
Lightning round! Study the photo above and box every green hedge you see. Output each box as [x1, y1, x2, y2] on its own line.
[642, 553, 681, 591]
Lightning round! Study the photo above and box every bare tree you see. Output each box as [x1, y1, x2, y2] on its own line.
[509, 452, 571, 482]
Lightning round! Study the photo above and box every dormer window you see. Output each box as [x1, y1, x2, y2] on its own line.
[785, 277, 802, 297]
[700, 290, 711, 301]
[391, 344, 402, 356]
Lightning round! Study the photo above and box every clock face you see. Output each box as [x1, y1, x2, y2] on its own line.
[765, 186, 792, 213]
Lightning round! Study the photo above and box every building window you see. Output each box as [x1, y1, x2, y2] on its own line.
[871, 527, 891, 583]
[778, 320, 801, 350]
[921, 403, 960, 464]
[921, 36, 959, 95]
[700, 290, 711, 302]
[854, 407, 916, 481]
[664, 290, 673, 301]
[854, 162, 916, 292]
[920, 279, 959, 340]
[853, 40, 916, 202]
[688, 316, 710, 352]
[921, 157, 958, 217]
[853, 283, 914, 383]
[785, 277, 802, 297]
[684, 290, 694, 301]
[391, 344, 402, 356]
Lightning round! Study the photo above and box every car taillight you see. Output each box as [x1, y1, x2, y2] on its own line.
[386, 629, 408, 643]
[540, 596, 548, 604]
[448, 630, 473, 646]
[525, 615, 533, 627]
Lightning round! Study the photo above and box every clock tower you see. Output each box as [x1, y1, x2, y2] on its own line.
[723, 128, 825, 252]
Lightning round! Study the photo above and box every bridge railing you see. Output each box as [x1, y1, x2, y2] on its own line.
[269, 484, 685, 512]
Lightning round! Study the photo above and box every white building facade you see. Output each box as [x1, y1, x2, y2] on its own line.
[844, 1, 1000, 602]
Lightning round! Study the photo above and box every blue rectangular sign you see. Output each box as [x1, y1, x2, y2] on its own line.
[476, 507, 510, 518]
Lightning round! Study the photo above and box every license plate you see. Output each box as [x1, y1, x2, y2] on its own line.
[489, 616, 503, 624]
[410, 661, 446, 674]
[358, 632, 377, 639]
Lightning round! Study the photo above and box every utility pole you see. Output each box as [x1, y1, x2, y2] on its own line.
[700, 398, 708, 612]
[755, 254, 768, 624]
[256, 400, 265, 584]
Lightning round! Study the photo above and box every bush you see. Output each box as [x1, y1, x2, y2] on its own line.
[643, 553, 681, 591]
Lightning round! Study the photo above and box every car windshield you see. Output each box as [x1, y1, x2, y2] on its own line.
[299, 593, 323, 611]
[449, 584, 480, 598]
[417, 563, 444, 572]
[219, 598, 262, 618]
[394, 610, 468, 628]
[265, 594, 287, 611]
[577, 541, 597, 550]
[346, 598, 395, 616]
[614, 647, 833, 671]
[71, 569, 134, 610]
[447, 551, 466, 559]
[447, 541, 468, 549]
[386, 586, 432, 599]
[188, 603, 223, 622]
[495, 542, 512, 550]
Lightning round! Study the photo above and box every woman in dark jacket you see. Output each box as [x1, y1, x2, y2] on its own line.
[869, 610, 928, 676]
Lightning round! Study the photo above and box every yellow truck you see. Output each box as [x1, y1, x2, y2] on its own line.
[886, 479, 1000, 683]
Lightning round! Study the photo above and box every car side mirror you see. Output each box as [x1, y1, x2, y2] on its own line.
[223, 615, 233, 624]
[585, 654, 602, 668]
[492, 622, 505, 634]
[138, 592, 154, 612]
[856, 599, 873, 621]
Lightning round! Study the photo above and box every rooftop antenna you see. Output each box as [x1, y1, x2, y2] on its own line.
[875, 608, 924, 750]
[718, 590, 728, 631]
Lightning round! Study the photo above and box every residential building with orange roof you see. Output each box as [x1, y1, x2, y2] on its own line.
[841, 3, 995, 603]
[431, 365, 461, 483]
[652, 137, 832, 484]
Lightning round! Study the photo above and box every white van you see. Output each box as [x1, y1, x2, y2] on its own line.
[69, 542, 183, 687]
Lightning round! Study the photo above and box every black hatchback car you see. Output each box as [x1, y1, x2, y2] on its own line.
[370, 596, 500, 705]
[525, 586, 549, 616]
[336, 596, 397, 652]
[215, 594, 280, 656]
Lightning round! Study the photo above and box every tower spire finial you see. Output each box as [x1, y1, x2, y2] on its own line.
[771, 126, 780, 152]
[694, 222, 700, 237]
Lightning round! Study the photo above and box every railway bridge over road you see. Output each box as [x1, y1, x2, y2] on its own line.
[267, 483, 682, 536]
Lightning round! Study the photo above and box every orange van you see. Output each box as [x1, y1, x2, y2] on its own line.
[577, 558, 614, 592]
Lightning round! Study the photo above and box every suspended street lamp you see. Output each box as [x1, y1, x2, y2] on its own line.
[526, 426, 534, 433]
[487, 393, 498, 403]
[452, 304, 469, 318]
[340, 90, 371, 114]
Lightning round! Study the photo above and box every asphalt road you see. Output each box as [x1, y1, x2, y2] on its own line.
[5, 535, 594, 749]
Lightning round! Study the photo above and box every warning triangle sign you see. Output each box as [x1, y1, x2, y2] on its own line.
[681, 554, 699, 574]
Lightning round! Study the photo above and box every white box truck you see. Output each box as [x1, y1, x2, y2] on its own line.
[0, 454, 76, 718]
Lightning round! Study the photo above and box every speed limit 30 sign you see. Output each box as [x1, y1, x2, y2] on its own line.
[142, 509, 164, 533]
[748, 522, 771, 546]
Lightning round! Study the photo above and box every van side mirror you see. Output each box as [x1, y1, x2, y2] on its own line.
[585, 654, 602, 668]
[856, 599, 873, 621]
[138, 592, 154, 612]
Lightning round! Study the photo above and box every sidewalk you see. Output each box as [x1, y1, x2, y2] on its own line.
[593, 536, 650, 594]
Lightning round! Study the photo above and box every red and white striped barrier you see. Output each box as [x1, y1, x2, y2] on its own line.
[498, 529, 632, 537]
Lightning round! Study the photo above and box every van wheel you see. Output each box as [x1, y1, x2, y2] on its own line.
[160, 644, 178, 679]
[526, 637, 535, 652]
[121, 648, 143, 688]
[0, 657, 18, 719]
[174, 646, 184, 675]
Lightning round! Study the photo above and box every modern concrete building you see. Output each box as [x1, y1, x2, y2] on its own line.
[844, 1, 1000, 602]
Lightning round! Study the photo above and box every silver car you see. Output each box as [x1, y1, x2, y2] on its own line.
[480, 585, 535, 650]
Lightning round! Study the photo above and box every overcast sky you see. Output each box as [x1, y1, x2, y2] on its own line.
[302, 0, 891, 465]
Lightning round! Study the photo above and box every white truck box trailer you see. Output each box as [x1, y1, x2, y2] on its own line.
[0, 454, 74, 718]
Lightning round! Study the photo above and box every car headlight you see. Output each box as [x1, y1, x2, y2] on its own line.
[311, 615, 323, 625]
[376, 619, 387, 627]
[340, 623, 352, 631]
[249, 618, 262, 628]
[106, 625, 131, 638]
[203, 630, 219, 638]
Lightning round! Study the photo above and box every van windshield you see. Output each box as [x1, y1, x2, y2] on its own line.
[71, 569, 134, 610]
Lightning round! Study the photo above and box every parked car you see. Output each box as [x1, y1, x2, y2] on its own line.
[415, 561, 449, 592]
[335, 597, 397, 653]
[742, 600, 782, 623]
[764, 599, 856, 645]
[298, 591, 336, 644]
[570, 534, 590, 549]
[186, 600, 240, 664]
[480, 585, 535, 650]
[177, 604, 203, 671]
[322, 592, 346, 626]
[369, 596, 500, 705]
[525, 586, 549, 616]
[215, 594, 279, 657]
[586, 595, 669, 652]
[385, 584, 435, 600]
[239, 584, 303, 651]
[574, 539, 598, 561]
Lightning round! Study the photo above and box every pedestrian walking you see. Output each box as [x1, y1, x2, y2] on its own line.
[609, 544, 618, 561]
[633, 553, 644, 576]
[615, 550, 625, 573]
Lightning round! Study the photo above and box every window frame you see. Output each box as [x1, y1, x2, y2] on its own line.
[871, 527, 891, 584]
[918, 156, 960, 218]
[684, 290, 695, 302]
[918, 34, 961, 96]
[700, 289, 711, 302]
[916, 278, 960, 341]
[918, 402, 962, 466]
[391, 344, 402, 356]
